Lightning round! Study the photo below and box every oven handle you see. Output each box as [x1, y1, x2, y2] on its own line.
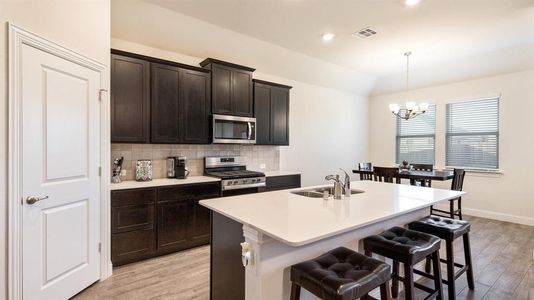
[247, 122, 252, 140]
[222, 182, 266, 191]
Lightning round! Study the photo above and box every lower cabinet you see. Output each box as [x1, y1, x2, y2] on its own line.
[266, 174, 301, 191]
[111, 182, 220, 266]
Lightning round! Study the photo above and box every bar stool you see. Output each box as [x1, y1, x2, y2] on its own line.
[363, 227, 443, 300]
[408, 216, 474, 300]
[290, 247, 392, 300]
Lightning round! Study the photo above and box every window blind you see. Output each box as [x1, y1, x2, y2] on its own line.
[396, 105, 436, 165]
[446, 98, 499, 170]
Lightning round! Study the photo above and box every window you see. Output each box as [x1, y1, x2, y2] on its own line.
[446, 98, 499, 170]
[396, 105, 436, 165]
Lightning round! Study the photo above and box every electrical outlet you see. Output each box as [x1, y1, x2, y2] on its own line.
[260, 164, 266, 170]
[120, 170, 127, 176]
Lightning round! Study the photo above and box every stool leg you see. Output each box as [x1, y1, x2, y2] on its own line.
[446, 240, 456, 300]
[463, 233, 475, 290]
[432, 251, 444, 300]
[290, 282, 301, 300]
[380, 281, 391, 300]
[403, 263, 415, 300]
[392, 261, 399, 298]
[425, 256, 432, 273]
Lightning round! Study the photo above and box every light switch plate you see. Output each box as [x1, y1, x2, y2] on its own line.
[260, 164, 266, 169]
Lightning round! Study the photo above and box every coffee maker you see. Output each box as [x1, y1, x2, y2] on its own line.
[166, 156, 189, 179]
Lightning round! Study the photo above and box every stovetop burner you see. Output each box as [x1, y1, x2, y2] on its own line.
[206, 170, 265, 180]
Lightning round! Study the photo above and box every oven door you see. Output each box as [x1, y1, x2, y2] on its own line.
[212, 114, 256, 144]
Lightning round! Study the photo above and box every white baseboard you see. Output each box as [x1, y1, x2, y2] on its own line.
[462, 207, 534, 226]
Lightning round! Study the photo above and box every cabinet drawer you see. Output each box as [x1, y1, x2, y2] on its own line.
[266, 174, 301, 191]
[111, 188, 156, 207]
[112, 228, 155, 266]
[112, 203, 154, 233]
[157, 182, 220, 202]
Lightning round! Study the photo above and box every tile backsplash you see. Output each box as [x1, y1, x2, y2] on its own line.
[111, 144, 280, 181]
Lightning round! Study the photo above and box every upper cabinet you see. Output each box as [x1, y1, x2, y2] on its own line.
[111, 50, 211, 144]
[200, 58, 255, 117]
[253, 79, 291, 146]
[111, 54, 150, 143]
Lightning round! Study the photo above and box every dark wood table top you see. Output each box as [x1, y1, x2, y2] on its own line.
[352, 169, 454, 181]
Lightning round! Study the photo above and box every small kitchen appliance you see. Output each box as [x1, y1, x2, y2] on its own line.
[167, 156, 189, 179]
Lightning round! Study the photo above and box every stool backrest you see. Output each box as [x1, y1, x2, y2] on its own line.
[451, 168, 466, 191]
[411, 163, 433, 171]
[358, 162, 373, 180]
[373, 167, 399, 183]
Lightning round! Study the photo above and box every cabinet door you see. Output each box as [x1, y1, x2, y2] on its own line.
[151, 63, 181, 143]
[188, 199, 211, 246]
[253, 83, 272, 144]
[112, 228, 155, 266]
[181, 69, 211, 144]
[232, 69, 253, 116]
[157, 200, 190, 255]
[212, 65, 232, 114]
[271, 87, 290, 145]
[111, 54, 150, 143]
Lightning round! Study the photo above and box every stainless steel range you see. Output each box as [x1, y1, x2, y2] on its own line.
[204, 157, 266, 195]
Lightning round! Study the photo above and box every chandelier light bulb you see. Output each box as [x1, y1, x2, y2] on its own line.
[419, 102, 429, 112]
[405, 102, 417, 111]
[389, 103, 400, 114]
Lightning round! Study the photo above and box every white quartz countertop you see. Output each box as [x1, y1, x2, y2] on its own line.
[200, 181, 465, 246]
[110, 176, 221, 191]
[263, 171, 301, 177]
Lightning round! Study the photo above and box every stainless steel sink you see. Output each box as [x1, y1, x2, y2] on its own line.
[291, 191, 324, 198]
[291, 187, 365, 197]
[313, 187, 365, 195]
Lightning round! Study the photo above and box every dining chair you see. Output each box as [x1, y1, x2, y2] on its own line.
[358, 162, 373, 181]
[411, 163, 434, 187]
[430, 169, 466, 219]
[373, 167, 400, 184]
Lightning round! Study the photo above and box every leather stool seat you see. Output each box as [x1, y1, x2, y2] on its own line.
[290, 247, 391, 300]
[408, 215, 470, 240]
[363, 226, 441, 263]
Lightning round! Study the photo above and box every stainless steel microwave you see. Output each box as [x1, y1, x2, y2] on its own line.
[212, 114, 256, 144]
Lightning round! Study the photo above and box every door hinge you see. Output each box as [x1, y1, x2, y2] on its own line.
[98, 89, 107, 101]
[98, 166, 102, 177]
[98, 242, 102, 253]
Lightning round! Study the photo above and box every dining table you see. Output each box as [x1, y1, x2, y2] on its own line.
[352, 168, 455, 181]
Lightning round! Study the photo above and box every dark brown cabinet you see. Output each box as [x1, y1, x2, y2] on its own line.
[111, 182, 220, 266]
[111, 50, 211, 144]
[151, 63, 181, 143]
[253, 79, 292, 145]
[111, 188, 156, 266]
[200, 58, 255, 117]
[111, 54, 150, 143]
[266, 174, 301, 191]
[151, 64, 211, 144]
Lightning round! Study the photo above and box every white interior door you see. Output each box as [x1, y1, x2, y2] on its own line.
[21, 43, 101, 299]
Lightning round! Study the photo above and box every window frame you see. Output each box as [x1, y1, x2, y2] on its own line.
[445, 97, 500, 171]
[395, 104, 436, 165]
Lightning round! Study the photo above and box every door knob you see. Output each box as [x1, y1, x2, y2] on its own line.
[26, 195, 49, 205]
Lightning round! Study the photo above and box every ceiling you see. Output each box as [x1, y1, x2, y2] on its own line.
[146, 0, 534, 79]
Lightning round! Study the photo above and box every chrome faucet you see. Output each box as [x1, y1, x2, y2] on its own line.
[325, 174, 343, 199]
[340, 168, 351, 197]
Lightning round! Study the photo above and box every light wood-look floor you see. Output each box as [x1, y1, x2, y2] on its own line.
[74, 216, 534, 300]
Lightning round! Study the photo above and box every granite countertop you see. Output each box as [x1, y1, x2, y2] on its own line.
[200, 181, 465, 246]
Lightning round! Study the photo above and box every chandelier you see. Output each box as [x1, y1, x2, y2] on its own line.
[389, 52, 429, 120]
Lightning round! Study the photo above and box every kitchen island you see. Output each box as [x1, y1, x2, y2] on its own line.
[200, 180, 465, 300]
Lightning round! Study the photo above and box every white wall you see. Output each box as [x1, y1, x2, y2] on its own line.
[111, 39, 369, 186]
[369, 69, 534, 225]
[0, 1, 110, 298]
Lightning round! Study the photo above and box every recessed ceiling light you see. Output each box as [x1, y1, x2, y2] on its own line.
[405, 0, 421, 6]
[322, 33, 335, 41]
